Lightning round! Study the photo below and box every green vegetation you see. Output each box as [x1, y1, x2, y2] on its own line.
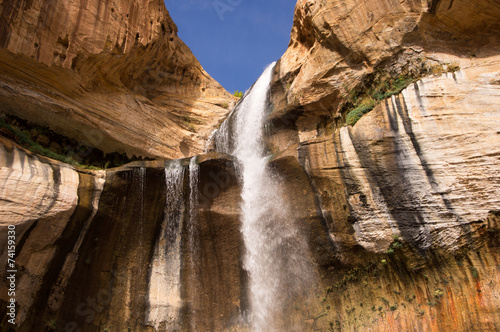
[344, 73, 416, 126]
[343, 61, 460, 126]
[0, 114, 148, 169]
[385, 234, 403, 254]
[470, 266, 479, 279]
[45, 319, 58, 331]
[330, 261, 382, 290]
[346, 100, 376, 126]
[233, 90, 244, 98]
[434, 289, 444, 299]
[179, 114, 203, 132]
[426, 300, 437, 307]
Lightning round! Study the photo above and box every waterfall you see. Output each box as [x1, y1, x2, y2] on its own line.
[213, 63, 313, 331]
[147, 161, 185, 330]
[187, 156, 201, 330]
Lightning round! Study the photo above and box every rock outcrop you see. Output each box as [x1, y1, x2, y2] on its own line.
[0, 0, 233, 159]
[293, 60, 500, 256]
[0, 141, 246, 331]
[261, 0, 500, 330]
[270, 0, 500, 141]
[1, 0, 500, 331]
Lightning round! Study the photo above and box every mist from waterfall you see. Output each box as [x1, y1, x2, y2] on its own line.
[212, 63, 313, 331]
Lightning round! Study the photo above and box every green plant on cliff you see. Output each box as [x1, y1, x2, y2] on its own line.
[233, 90, 244, 98]
[344, 73, 416, 126]
[0, 114, 144, 169]
[45, 319, 58, 331]
[385, 235, 403, 255]
[342, 61, 460, 126]
[470, 266, 479, 279]
[346, 100, 376, 126]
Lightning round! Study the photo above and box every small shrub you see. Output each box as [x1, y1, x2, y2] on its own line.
[434, 289, 444, 299]
[233, 90, 244, 98]
[46, 319, 58, 331]
[405, 294, 416, 302]
[446, 62, 460, 72]
[346, 100, 376, 126]
[342, 69, 420, 126]
[0, 114, 142, 169]
[392, 241, 403, 249]
[470, 266, 479, 279]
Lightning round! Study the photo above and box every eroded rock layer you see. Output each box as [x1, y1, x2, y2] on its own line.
[0, 143, 246, 331]
[0, 0, 233, 159]
[0, 0, 499, 331]
[270, 0, 500, 139]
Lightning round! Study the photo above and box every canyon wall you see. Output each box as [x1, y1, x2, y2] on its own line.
[0, 0, 233, 159]
[0, 141, 247, 331]
[270, 0, 500, 140]
[0, 0, 499, 331]
[263, 0, 500, 329]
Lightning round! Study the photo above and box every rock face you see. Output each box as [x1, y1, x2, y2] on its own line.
[261, 0, 500, 330]
[0, 0, 166, 66]
[270, 0, 500, 140]
[295, 62, 500, 256]
[1, 0, 500, 331]
[0, 142, 245, 331]
[0, 0, 233, 159]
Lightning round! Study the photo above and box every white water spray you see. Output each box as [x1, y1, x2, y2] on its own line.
[213, 63, 312, 331]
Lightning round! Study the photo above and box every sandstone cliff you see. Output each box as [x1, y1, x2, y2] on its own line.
[0, 140, 245, 331]
[262, 0, 500, 329]
[270, 0, 500, 142]
[0, 0, 233, 159]
[1, 0, 500, 331]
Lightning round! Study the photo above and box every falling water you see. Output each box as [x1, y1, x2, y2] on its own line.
[187, 156, 201, 330]
[188, 156, 200, 247]
[147, 161, 185, 330]
[213, 63, 313, 331]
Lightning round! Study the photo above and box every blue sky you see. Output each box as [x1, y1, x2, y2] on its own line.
[164, 0, 297, 93]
